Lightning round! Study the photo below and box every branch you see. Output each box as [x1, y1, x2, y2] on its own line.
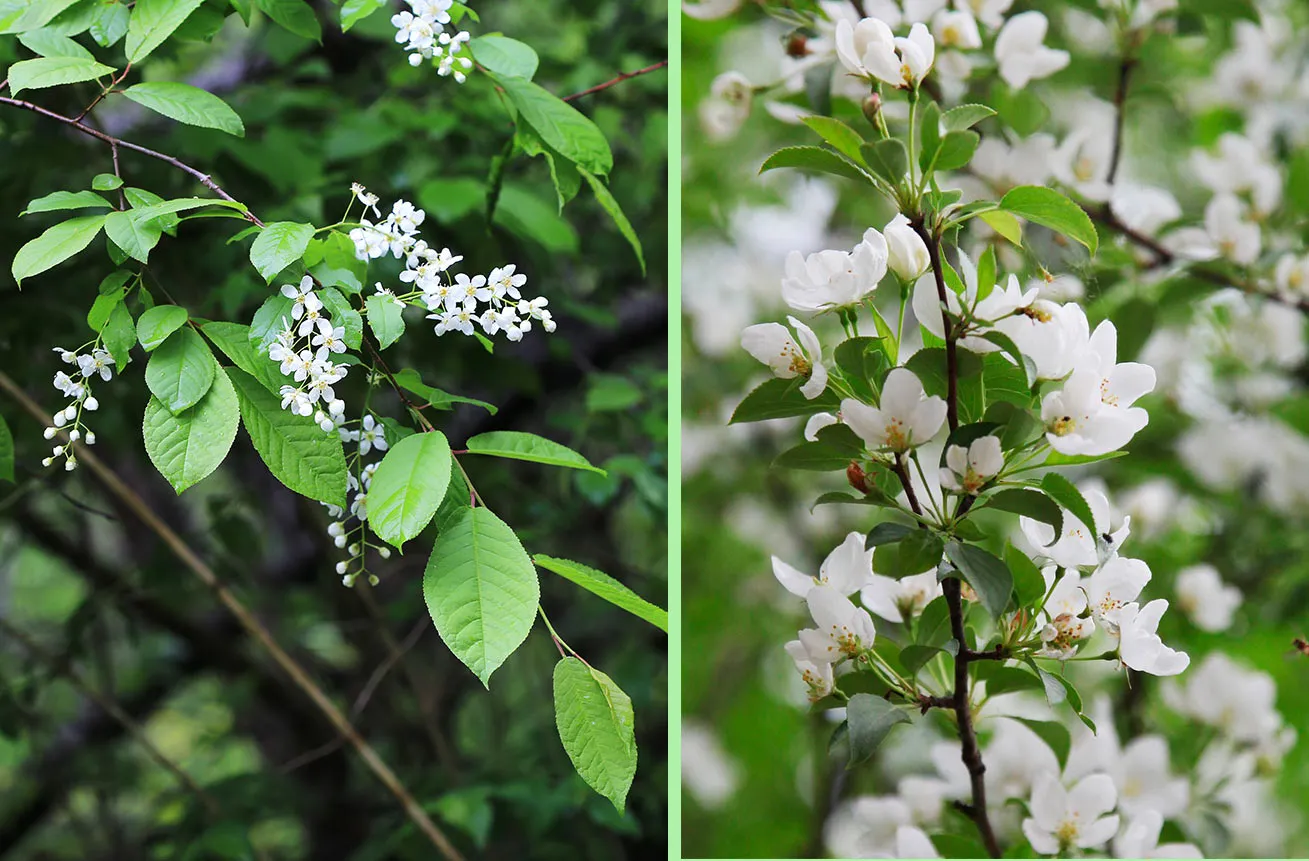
[0, 372, 465, 861]
[910, 220, 958, 431]
[1105, 56, 1135, 189]
[562, 60, 667, 102]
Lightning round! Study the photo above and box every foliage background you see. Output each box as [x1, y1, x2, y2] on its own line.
[680, 1, 1309, 857]
[0, 0, 668, 858]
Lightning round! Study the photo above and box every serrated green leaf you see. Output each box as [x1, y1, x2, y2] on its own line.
[534, 555, 667, 632]
[318, 287, 362, 350]
[861, 138, 909, 185]
[874, 530, 943, 578]
[364, 294, 405, 349]
[6, 56, 115, 93]
[104, 209, 162, 263]
[464, 430, 604, 474]
[18, 28, 93, 59]
[122, 82, 244, 136]
[943, 103, 997, 132]
[865, 522, 916, 547]
[392, 368, 496, 413]
[490, 73, 612, 176]
[1005, 542, 1045, 608]
[760, 145, 872, 185]
[143, 365, 238, 493]
[1000, 186, 1098, 254]
[985, 488, 1062, 535]
[340, 0, 385, 30]
[21, 190, 111, 215]
[801, 116, 866, 164]
[136, 305, 189, 351]
[249, 221, 314, 282]
[254, 0, 322, 41]
[730, 377, 840, 423]
[367, 432, 452, 548]
[553, 657, 636, 813]
[102, 302, 136, 370]
[12, 215, 105, 284]
[423, 506, 539, 686]
[124, 0, 206, 62]
[92, 174, 122, 191]
[579, 168, 644, 273]
[933, 130, 979, 172]
[202, 321, 284, 393]
[469, 34, 538, 79]
[145, 328, 215, 414]
[979, 209, 1023, 246]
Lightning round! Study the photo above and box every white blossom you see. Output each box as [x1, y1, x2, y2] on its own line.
[741, 316, 829, 399]
[1021, 773, 1120, 855]
[841, 368, 947, 453]
[994, 12, 1069, 90]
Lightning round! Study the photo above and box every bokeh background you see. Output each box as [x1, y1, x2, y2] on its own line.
[680, 1, 1309, 857]
[0, 0, 667, 858]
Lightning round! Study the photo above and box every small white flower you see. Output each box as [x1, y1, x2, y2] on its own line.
[1021, 774, 1120, 855]
[836, 18, 935, 88]
[772, 531, 871, 598]
[939, 435, 1002, 494]
[884, 214, 931, 282]
[740, 316, 829, 399]
[1041, 369, 1149, 456]
[861, 569, 941, 624]
[1118, 600, 1190, 676]
[311, 319, 347, 358]
[358, 414, 387, 455]
[281, 276, 322, 320]
[76, 349, 115, 381]
[796, 584, 877, 663]
[351, 182, 381, 217]
[784, 639, 835, 702]
[1174, 564, 1241, 632]
[781, 228, 889, 312]
[487, 264, 528, 301]
[53, 371, 86, 400]
[841, 368, 946, 453]
[1114, 810, 1203, 859]
[994, 11, 1069, 90]
[804, 412, 838, 441]
[1085, 556, 1151, 633]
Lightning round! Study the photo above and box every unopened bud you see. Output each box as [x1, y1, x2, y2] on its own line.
[64, 459, 76, 472]
[861, 92, 882, 127]
[43, 427, 56, 439]
[377, 546, 392, 559]
[67, 429, 80, 441]
[847, 461, 870, 494]
[785, 33, 809, 58]
[84, 396, 99, 411]
[41, 457, 53, 467]
[85, 432, 96, 445]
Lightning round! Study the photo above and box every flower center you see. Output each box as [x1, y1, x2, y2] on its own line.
[1021, 305, 1052, 323]
[829, 624, 862, 657]
[1050, 415, 1077, 437]
[884, 417, 908, 451]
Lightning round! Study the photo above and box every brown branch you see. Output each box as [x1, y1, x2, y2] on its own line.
[1105, 57, 1135, 189]
[562, 60, 667, 102]
[0, 372, 465, 861]
[911, 220, 958, 431]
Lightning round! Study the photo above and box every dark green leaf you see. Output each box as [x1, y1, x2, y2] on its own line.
[944, 542, 1013, 618]
[845, 693, 912, 766]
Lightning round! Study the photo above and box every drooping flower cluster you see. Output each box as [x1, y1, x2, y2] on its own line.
[323, 413, 393, 588]
[267, 275, 351, 431]
[390, 0, 474, 80]
[42, 345, 111, 471]
[348, 187, 555, 342]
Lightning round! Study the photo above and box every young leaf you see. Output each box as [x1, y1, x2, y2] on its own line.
[979, 209, 1023, 246]
[143, 365, 239, 493]
[943, 103, 997, 132]
[1041, 472, 1097, 534]
[21, 191, 112, 216]
[865, 521, 916, 548]
[760, 146, 872, 185]
[489, 74, 612, 176]
[364, 294, 406, 349]
[1005, 542, 1045, 608]
[801, 116, 866, 164]
[469, 34, 539, 80]
[12, 215, 105, 285]
[93, 174, 124, 191]
[999, 186, 1098, 254]
[464, 430, 605, 474]
[579, 169, 645, 273]
[730, 377, 839, 423]
[136, 305, 190, 351]
[944, 542, 1013, 618]
[102, 303, 137, 370]
[874, 530, 944, 579]
[318, 287, 362, 350]
[104, 209, 162, 263]
[392, 368, 497, 413]
[423, 507, 539, 686]
[202, 321, 284, 394]
[254, 0, 322, 41]
[534, 555, 668, 633]
[553, 657, 637, 813]
[861, 139, 909, 185]
[6, 57, 116, 94]
[0, 413, 13, 483]
[124, 0, 206, 62]
[340, 0, 385, 30]
[145, 328, 216, 414]
[367, 432, 453, 548]
[932, 130, 979, 171]
[122, 82, 245, 136]
[845, 693, 912, 766]
[228, 368, 347, 507]
[249, 221, 314, 282]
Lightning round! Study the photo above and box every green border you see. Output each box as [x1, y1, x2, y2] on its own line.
[667, 0, 683, 857]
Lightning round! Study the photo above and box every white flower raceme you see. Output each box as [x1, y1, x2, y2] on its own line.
[1117, 600, 1189, 676]
[994, 12, 1069, 90]
[836, 19, 935, 88]
[796, 584, 877, 663]
[772, 531, 871, 598]
[884, 214, 931, 281]
[740, 316, 829, 399]
[861, 569, 941, 623]
[43, 344, 115, 470]
[1114, 810, 1203, 859]
[1021, 774, 1120, 855]
[781, 228, 889, 312]
[1191, 132, 1282, 217]
[939, 435, 1002, 494]
[1174, 564, 1241, 632]
[842, 368, 947, 453]
[391, 0, 473, 78]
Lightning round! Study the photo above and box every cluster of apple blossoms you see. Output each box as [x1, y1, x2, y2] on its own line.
[390, 0, 475, 81]
[39, 345, 111, 471]
[347, 186, 555, 342]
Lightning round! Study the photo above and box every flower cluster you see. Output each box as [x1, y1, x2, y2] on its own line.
[390, 0, 474, 80]
[267, 275, 351, 431]
[42, 346, 112, 471]
[323, 413, 393, 588]
[348, 187, 555, 342]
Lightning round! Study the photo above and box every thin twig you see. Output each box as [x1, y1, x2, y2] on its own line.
[912, 221, 958, 431]
[562, 60, 667, 102]
[1104, 57, 1135, 189]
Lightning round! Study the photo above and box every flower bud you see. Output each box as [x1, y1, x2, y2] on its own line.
[368, 574, 379, 586]
[41, 457, 53, 467]
[847, 461, 871, 494]
[785, 33, 809, 58]
[336, 561, 348, 575]
[43, 427, 56, 439]
[64, 459, 76, 472]
[84, 397, 99, 411]
[85, 432, 96, 445]
[53, 445, 64, 456]
[377, 546, 392, 559]
[53, 412, 67, 427]
[68, 429, 80, 442]
[861, 92, 882, 127]
[884, 214, 931, 281]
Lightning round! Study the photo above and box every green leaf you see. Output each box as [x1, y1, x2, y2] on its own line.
[899, 644, 946, 674]
[143, 365, 239, 493]
[227, 368, 347, 507]
[944, 542, 1013, 618]
[999, 186, 1098, 254]
[136, 305, 189, 351]
[873, 530, 943, 578]
[92, 174, 123, 191]
[1, 0, 82, 35]
[918, 100, 942, 172]
[254, 0, 321, 41]
[12, 215, 104, 284]
[1013, 718, 1072, 767]
[979, 330, 1037, 387]
[364, 294, 405, 350]
[102, 302, 136, 370]
[202, 321, 284, 394]
[845, 693, 911, 766]
[318, 287, 362, 350]
[943, 103, 997, 132]
[248, 292, 297, 354]
[104, 209, 162, 263]
[534, 555, 667, 633]
[759, 146, 871, 185]
[801, 116, 866, 164]
[367, 432, 453, 549]
[1043, 450, 1128, 467]
[339, 0, 384, 30]
[0, 413, 13, 483]
[423, 507, 539, 686]
[121, 82, 244, 136]
[729, 377, 839, 423]
[579, 169, 644, 273]
[932, 130, 979, 172]
[865, 522, 915, 547]
[145, 328, 215, 414]
[586, 374, 643, 412]
[5, 56, 115, 94]
[1005, 543, 1045, 608]
[464, 430, 604, 475]
[1041, 472, 1097, 534]
[21, 190, 111, 215]
[490, 74, 612, 176]
[861, 139, 909, 186]
[469, 34, 538, 79]
[307, 232, 366, 294]
[985, 488, 1062, 535]
[392, 368, 497, 414]
[249, 221, 314, 282]
[124, 0, 206, 62]
[979, 210, 1023, 246]
[980, 666, 1044, 698]
[553, 657, 637, 813]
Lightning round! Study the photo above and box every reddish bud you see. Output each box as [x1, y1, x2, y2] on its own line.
[847, 461, 870, 494]
[861, 92, 882, 127]
[785, 33, 809, 58]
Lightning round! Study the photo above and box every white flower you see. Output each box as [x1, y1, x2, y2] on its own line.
[781, 228, 888, 312]
[1174, 564, 1241, 632]
[1275, 253, 1309, 300]
[1163, 653, 1285, 744]
[1114, 810, 1203, 859]
[836, 18, 936, 88]
[957, 0, 1013, 30]
[487, 264, 527, 301]
[931, 9, 981, 50]
[1021, 487, 1127, 569]
[280, 386, 314, 417]
[740, 316, 829, 399]
[893, 826, 939, 858]
[842, 368, 947, 453]
[1118, 600, 1189, 676]
[884, 214, 930, 281]
[311, 319, 347, 358]
[76, 349, 114, 381]
[349, 220, 389, 260]
[1036, 571, 1095, 659]
[992, 298, 1088, 380]
[358, 414, 387, 455]
[351, 182, 381, 217]
[939, 435, 1002, 494]
[784, 639, 836, 702]
[1191, 133, 1281, 218]
[1054, 119, 1115, 203]
[796, 584, 877, 663]
[1042, 369, 1150, 456]
[281, 276, 322, 320]
[1021, 773, 1120, 855]
[861, 569, 941, 623]
[699, 71, 754, 142]
[804, 412, 838, 441]
[1084, 556, 1151, 633]
[825, 796, 914, 859]
[773, 531, 871, 598]
[53, 371, 85, 400]
[1205, 193, 1261, 265]
[994, 12, 1069, 90]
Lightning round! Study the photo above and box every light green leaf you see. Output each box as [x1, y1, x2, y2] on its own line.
[248, 292, 297, 354]
[102, 302, 136, 370]
[104, 209, 162, 263]
[124, 0, 206, 62]
[21, 190, 111, 216]
[469, 34, 538, 79]
[944, 541, 1013, 618]
[121, 82, 245, 137]
[5, 56, 115, 93]
[202, 321, 286, 394]
[846, 693, 912, 766]
[0, 413, 13, 483]
[88, 2, 130, 46]
[254, 0, 322, 41]
[423, 506, 539, 686]
[250, 221, 314, 282]
[861, 139, 909, 186]
[999, 185, 1098, 254]
[943, 103, 997, 132]
[93, 174, 123, 191]
[932, 130, 979, 172]
[760, 145, 871, 185]
[368, 432, 453, 548]
[18, 28, 94, 58]
[143, 365, 239, 493]
[730, 377, 840, 423]
[145, 328, 215, 414]
[552, 656, 637, 813]
[979, 209, 1023, 246]
[136, 305, 190, 351]
[1006, 543, 1046, 608]
[12, 215, 105, 285]
[465, 430, 604, 474]
[364, 294, 405, 350]
[0, 0, 82, 35]
[228, 367, 347, 507]
[317, 287, 362, 350]
[392, 368, 496, 414]
[490, 74, 612, 176]
[800, 116, 866, 164]
[578, 168, 644, 273]
[533, 555, 667, 632]
[339, 0, 384, 30]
